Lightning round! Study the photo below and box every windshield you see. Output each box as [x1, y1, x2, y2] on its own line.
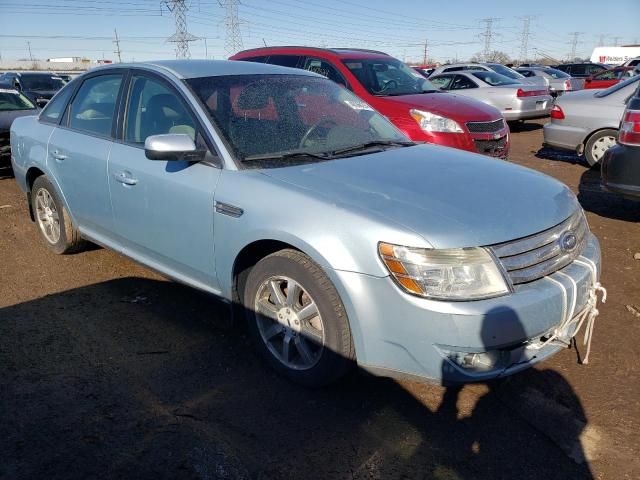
[19, 74, 65, 91]
[341, 58, 438, 96]
[595, 75, 640, 97]
[471, 71, 519, 86]
[542, 68, 570, 79]
[187, 74, 408, 167]
[486, 64, 525, 80]
[0, 89, 36, 111]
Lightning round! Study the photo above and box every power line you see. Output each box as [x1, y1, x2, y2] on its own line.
[568, 31, 583, 60]
[219, 0, 244, 56]
[162, 0, 198, 59]
[480, 17, 500, 61]
[518, 15, 535, 62]
[113, 29, 123, 62]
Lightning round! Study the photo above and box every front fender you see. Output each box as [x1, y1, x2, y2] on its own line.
[213, 169, 428, 300]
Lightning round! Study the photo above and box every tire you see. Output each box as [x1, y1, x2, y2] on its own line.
[31, 176, 85, 254]
[244, 249, 355, 387]
[584, 129, 617, 167]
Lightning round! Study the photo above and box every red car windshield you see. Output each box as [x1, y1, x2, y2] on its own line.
[342, 58, 438, 96]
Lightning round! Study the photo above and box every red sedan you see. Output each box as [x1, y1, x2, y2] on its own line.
[584, 66, 636, 89]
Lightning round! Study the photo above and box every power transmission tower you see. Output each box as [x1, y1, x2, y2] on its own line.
[568, 32, 583, 61]
[597, 34, 606, 47]
[162, 0, 198, 59]
[27, 41, 33, 61]
[480, 18, 500, 61]
[518, 15, 534, 63]
[113, 29, 123, 63]
[422, 39, 428, 64]
[612, 36, 622, 46]
[219, 0, 243, 56]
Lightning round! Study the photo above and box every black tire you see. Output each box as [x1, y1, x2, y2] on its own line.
[31, 176, 85, 254]
[584, 129, 617, 167]
[244, 249, 355, 387]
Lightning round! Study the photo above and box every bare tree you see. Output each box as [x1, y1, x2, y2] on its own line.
[470, 50, 511, 64]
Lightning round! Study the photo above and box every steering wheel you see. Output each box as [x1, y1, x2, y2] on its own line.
[299, 118, 338, 148]
[379, 79, 399, 92]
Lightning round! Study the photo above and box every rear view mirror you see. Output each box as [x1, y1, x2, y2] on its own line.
[144, 134, 205, 161]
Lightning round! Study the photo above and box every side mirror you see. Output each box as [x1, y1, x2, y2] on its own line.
[144, 134, 205, 161]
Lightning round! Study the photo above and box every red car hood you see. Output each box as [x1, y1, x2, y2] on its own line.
[376, 92, 502, 122]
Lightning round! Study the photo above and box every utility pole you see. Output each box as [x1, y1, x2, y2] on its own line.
[27, 41, 33, 61]
[113, 29, 123, 63]
[422, 39, 428, 65]
[204, 37, 208, 59]
[162, 0, 198, 59]
[568, 32, 583, 61]
[219, 0, 243, 56]
[612, 36, 622, 47]
[480, 17, 500, 61]
[518, 15, 533, 63]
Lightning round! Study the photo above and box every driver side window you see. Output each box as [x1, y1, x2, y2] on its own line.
[450, 75, 478, 90]
[430, 76, 453, 90]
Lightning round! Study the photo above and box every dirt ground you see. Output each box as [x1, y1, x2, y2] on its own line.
[1, 121, 638, 480]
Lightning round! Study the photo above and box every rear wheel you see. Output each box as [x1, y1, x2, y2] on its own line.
[244, 249, 355, 387]
[31, 176, 85, 254]
[584, 129, 617, 167]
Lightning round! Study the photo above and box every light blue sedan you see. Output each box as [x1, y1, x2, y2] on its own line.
[10, 60, 603, 386]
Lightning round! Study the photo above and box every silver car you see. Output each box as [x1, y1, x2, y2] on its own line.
[516, 67, 583, 96]
[429, 63, 545, 87]
[10, 60, 603, 387]
[543, 75, 640, 165]
[430, 70, 553, 121]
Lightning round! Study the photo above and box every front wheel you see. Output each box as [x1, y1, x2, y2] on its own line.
[31, 176, 85, 254]
[584, 129, 617, 167]
[244, 249, 355, 387]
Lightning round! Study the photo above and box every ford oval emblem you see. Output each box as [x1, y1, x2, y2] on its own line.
[560, 231, 578, 252]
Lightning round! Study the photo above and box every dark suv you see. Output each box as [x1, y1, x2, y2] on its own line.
[601, 82, 640, 200]
[553, 63, 609, 78]
[0, 72, 66, 107]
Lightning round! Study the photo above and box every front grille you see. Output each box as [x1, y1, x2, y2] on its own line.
[466, 118, 505, 133]
[473, 136, 507, 157]
[0, 133, 10, 159]
[490, 209, 589, 284]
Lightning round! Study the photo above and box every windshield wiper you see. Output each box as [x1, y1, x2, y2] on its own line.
[242, 151, 333, 162]
[330, 140, 416, 156]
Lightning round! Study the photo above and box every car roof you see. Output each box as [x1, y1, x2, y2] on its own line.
[89, 59, 322, 80]
[233, 46, 390, 59]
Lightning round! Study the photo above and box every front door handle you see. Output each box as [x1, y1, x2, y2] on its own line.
[52, 150, 67, 161]
[113, 171, 138, 186]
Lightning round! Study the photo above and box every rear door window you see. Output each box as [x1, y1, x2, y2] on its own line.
[302, 57, 348, 86]
[67, 74, 123, 137]
[570, 65, 586, 76]
[267, 55, 302, 68]
[451, 75, 479, 89]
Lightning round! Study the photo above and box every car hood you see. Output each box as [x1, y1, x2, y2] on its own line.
[377, 92, 501, 122]
[261, 144, 578, 248]
[0, 109, 38, 132]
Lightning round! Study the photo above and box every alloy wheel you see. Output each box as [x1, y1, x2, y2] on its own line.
[35, 188, 60, 244]
[254, 276, 325, 370]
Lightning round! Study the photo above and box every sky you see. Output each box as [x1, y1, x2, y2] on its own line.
[0, 0, 639, 64]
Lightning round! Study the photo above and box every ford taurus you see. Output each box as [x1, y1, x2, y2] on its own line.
[10, 61, 603, 386]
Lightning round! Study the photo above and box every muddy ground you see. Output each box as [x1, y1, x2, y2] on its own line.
[0, 121, 638, 479]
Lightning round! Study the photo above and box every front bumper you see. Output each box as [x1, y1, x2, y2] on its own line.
[410, 129, 510, 159]
[601, 144, 640, 199]
[334, 233, 601, 384]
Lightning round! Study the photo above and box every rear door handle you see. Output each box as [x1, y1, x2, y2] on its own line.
[52, 150, 67, 161]
[113, 171, 138, 186]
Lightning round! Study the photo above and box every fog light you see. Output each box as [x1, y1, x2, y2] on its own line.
[445, 350, 504, 372]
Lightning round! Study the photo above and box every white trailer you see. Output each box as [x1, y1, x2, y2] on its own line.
[590, 46, 640, 66]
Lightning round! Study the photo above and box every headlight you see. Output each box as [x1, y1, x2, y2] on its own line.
[378, 242, 510, 300]
[410, 109, 464, 133]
